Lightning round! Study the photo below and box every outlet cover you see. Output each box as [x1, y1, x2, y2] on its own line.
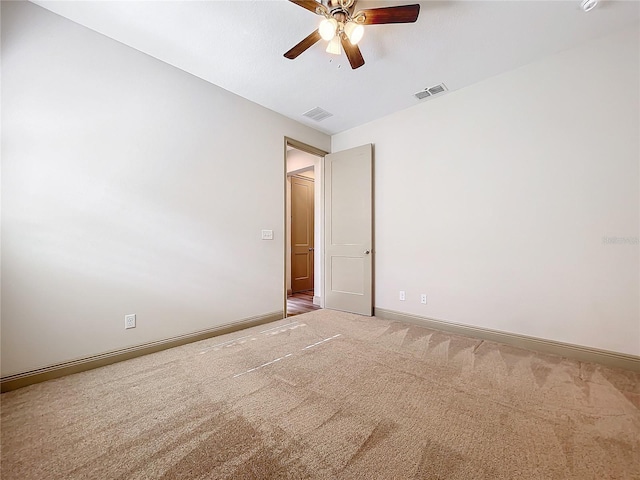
[399, 291, 406, 301]
[421, 294, 427, 304]
[261, 229, 274, 240]
[125, 314, 136, 329]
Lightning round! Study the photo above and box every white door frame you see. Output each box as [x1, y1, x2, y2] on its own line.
[284, 138, 328, 316]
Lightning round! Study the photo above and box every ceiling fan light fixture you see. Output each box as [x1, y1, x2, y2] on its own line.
[326, 35, 342, 55]
[319, 17, 338, 41]
[580, 0, 598, 11]
[284, 1, 421, 69]
[344, 21, 364, 45]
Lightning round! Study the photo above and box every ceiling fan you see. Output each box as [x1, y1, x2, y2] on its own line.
[284, 0, 420, 70]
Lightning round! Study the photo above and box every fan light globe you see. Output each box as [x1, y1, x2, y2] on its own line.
[319, 18, 338, 41]
[326, 35, 341, 55]
[580, 0, 597, 11]
[344, 21, 364, 45]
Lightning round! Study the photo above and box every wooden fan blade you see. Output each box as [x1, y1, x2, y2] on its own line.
[358, 4, 420, 25]
[340, 34, 365, 69]
[289, 0, 325, 15]
[284, 30, 322, 59]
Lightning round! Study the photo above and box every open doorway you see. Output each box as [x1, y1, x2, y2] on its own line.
[285, 140, 326, 317]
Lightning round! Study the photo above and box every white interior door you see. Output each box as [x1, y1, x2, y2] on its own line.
[324, 144, 373, 316]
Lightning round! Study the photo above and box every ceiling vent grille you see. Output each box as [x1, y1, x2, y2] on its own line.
[414, 83, 448, 100]
[303, 107, 333, 122]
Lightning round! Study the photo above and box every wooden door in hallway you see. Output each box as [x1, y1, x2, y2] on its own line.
[291, 175, 314, 293]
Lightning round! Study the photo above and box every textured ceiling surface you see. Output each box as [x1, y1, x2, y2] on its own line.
[32, 1, 640, 135]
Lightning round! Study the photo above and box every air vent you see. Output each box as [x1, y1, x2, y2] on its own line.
[303, 107, 333, 122]
[428, 84, 446, 95]
[414, 83, 448, 100]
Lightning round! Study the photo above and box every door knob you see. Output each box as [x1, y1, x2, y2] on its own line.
[309, 248, 314, 251]
[364, 250, 370, 255]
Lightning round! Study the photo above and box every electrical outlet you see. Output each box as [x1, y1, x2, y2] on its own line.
[125, 314, 136, 329]
[399, 291, 406, 301]
[421, 294, 427, 305]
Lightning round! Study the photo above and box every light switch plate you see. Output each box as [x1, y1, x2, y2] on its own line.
[261, 229, 274, 240]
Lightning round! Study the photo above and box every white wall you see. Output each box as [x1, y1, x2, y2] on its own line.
[1, 1, 330, 377]
[286, 148, 316, 174]
[333, 25, 640, 356]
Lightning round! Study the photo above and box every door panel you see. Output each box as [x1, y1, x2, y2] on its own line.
[324, 144, 373, 316]
[330, 159, 369, 245]
[291, 176, 314, 293]
[331, 256, 365, 294]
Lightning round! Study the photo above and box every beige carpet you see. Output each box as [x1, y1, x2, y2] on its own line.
[1, 309, 639, 479]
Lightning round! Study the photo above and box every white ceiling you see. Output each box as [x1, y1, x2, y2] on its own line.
[32, 0, 640, 135]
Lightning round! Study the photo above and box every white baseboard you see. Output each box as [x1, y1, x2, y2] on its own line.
[313, 296, 321, 306]
[374, 308, 640, 372]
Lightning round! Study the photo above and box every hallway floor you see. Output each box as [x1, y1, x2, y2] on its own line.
[287, 291, 320, 317]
